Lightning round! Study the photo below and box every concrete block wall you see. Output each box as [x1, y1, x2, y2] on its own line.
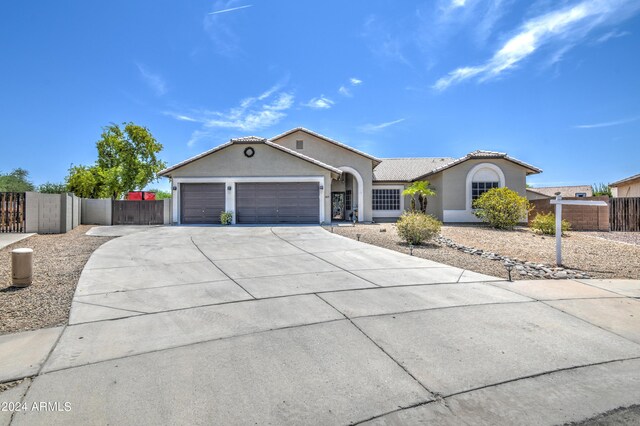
[81, 198, 112, 225]
[163, 199, 172, 225]
[529, 196, 610, 231]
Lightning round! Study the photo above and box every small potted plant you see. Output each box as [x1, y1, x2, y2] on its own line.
[220, 211, 233, 225]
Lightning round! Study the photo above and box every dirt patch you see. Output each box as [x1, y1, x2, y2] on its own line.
[328, 223, 640, 280]
[0, 226, 113, 335]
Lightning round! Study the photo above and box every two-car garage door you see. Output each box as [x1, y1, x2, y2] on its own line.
[236, 182, 319, 224]
[180, 182, 319, 224]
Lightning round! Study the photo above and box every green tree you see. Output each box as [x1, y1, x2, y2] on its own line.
[66, 123, 166, 199]
[592, 183, 612, 197]
[146, 188, 172, 199]
[0, 168, 35, 192]
[473, 187, 531, 230]
[402, 181, 436, 213]
[38, 182, 68, 194]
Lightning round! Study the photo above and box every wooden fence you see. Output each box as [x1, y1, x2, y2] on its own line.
[112, 200, 164, 225]
[0, 192, 26, 233]
[610, 197, 640, 232]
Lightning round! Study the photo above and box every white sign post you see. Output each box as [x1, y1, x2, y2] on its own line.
[550, 194, 607, 266]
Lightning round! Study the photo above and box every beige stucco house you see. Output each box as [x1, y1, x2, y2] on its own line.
[610, 173, 640, 197]
[526, 185, 593, 200]
[159, 128, 542, 225]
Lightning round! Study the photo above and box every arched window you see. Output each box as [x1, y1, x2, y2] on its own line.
[465, 163, 505, 210]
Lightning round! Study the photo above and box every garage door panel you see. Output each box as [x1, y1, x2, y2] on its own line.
[236, 182, 319, 224]
[181, 183, 225, 224]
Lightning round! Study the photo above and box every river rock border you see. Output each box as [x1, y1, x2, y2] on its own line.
[434, 236, 591, 280]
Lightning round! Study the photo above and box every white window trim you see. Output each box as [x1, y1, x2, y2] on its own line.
[371, 184, 404, 218]
[444, 163, 506, 223]
[171, 176, 325, 225]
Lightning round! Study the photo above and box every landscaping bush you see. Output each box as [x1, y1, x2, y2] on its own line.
[220, 211, 233, 225]
[530, 212, 571, 235]
[473, 187, 531, 230]
[396, 211, 442, 245]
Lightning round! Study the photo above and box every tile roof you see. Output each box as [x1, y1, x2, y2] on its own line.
[610, 173, 640, 187]
[527, 186, 593, 197]
[270, 127, 382, 164]
[373, 157, 454, 182]
[158, 137, 343, 176]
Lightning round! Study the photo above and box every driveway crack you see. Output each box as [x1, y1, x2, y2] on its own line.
[190, 237, 256, 299]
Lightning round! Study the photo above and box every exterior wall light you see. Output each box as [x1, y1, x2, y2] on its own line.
[172, 186, 177, 191]
[227, 186, 232, 190]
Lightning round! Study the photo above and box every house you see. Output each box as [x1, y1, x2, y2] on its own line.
[610, 173, 640, 197]
[526, 185, 593, 200]
[159, 128, 542, 224]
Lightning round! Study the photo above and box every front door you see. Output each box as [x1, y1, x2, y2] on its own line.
[332, 192, 345, 220]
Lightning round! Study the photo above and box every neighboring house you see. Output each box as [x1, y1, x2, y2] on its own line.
[610, 173, 640, 197]
[526, 185, 593, 200]
[159, 128, 541, 224]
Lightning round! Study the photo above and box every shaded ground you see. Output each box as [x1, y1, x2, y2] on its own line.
[331, 224, 640, 280]
[569, 404, 640, 426]
[0, 226, 113, 334]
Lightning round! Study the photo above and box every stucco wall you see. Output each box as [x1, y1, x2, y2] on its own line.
[167, 143, 334, 223]
[81, 198, 112, 225]
[442, 159, 528, 211]
[272, 130, 375, 221]
[527, 189, 551, 201]
[612, 181, 640, 197]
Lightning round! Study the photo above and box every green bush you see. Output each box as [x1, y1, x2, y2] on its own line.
[530, 212, 571, 235]
[473, 187, 531, 230]
[396, 211, 442, 245]
[220, 211, 233, 225]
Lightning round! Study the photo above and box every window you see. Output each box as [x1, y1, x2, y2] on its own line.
[345, 190, 352, 210]
[575, 193, 586, 197]
[471, 182, 499, 201]
[372, 189, 400, 210]
[296, 140, 303, 149]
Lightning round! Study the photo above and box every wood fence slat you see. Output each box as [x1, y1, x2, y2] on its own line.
[0, 192, 26, 233]
[610, 197, 640, 232]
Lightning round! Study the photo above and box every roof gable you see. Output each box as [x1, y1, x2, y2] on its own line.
[610, 173, 640, 187]
[373, 157, 454, 182]
[270, 127, 381, 165]
[158, 137, 343, 177]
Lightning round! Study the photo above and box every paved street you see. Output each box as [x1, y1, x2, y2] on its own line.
[3, 226, 640, 425]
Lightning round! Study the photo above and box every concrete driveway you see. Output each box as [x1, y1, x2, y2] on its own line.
[8, 226, 640, 425]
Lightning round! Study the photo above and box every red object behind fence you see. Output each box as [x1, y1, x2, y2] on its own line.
[126, 191, 156, 200]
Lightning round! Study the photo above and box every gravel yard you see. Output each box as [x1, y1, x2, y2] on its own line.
[0, 226, 113, 335]
[329, 223, 640, 280]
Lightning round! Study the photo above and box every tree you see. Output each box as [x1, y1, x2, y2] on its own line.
[592, 183, 612, 197]
[146, 189, 172, 199]
[66, 123, 166, 199]
[38, 182, 68, 194]
[473, 187, 531, 230]
[402, 181, 436, 213]
[0, 168, 35, 192]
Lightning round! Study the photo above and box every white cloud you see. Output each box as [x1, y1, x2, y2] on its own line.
[338, 86, 351, 97]
[450, 0, 467, 9]
[137, 64, 167, 96]
[167, 84, 295, 146]
[350, 78, 363, 86]
[433, 0, 640, 91]
[359, 118, 406, 133]
[303, 96, 334, 109]
[574, 115, 640, 129]
[595, 29, 630, 43]
[209, 4, 252, 15]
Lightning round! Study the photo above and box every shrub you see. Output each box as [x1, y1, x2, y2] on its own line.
[473, 187, 531, 230]
[220, 211, 233, 225]
[396, 211, 442, 245]
[530, 212, 571, 235]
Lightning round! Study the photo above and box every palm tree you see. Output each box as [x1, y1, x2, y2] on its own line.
[402, 181, 436, 213]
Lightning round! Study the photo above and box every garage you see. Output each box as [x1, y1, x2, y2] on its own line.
[236, 182, 319, 224]
[180, 183, 225, 224]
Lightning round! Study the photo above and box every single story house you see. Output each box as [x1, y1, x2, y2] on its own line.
[526, 185, 592, 200]
[159, 127, 542, 225]
[610, 173, 640, 198]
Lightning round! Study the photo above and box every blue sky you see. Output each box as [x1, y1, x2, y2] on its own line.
[1, 0, 639, 190]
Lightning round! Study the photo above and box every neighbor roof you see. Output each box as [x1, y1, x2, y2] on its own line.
[610, 173, 640, 187]
[270, 127, 382, 165]
[413, 150, 542, 181]
[527, 185, 593, 198]
[373, 157, 454, 182]
[158, 137, 343, 177]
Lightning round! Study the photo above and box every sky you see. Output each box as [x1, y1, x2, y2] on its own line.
[1, 0, 639, 191]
